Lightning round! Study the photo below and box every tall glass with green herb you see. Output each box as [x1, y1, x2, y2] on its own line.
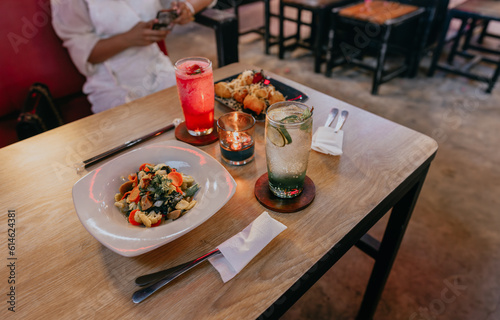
[265, 101, 313, 198]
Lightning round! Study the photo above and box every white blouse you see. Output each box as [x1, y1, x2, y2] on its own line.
[51, 0, 177, 113]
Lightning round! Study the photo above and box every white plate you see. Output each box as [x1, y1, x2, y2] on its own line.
[72, 140, 236, 257]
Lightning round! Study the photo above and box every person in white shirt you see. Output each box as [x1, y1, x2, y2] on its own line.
[51, 0, 216, 113]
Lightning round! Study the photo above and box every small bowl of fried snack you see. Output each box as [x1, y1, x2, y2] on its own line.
[214, 70, 286, 118]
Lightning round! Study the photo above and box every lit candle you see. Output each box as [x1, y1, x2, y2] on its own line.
[217, 112, 256, 166]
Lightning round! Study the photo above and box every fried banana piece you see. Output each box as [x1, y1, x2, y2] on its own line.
[214, 82, 232, 98]
[268, 89, 285, 105]
[233, 88, 249, 103]
[243, 94, 266, 115]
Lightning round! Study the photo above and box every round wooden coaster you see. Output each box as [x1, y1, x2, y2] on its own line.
[175, 121, 219, 146]
[254, 173, 315, 213]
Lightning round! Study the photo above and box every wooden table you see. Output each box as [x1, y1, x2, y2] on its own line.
[428, 0, 500, 93]
[0, 63, 437, 320]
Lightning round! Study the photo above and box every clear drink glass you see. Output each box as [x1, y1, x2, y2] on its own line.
[174, 57, 214, 136]
[265, 101, 313, 198]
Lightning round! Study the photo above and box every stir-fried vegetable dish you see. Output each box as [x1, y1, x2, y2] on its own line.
[114, 163, 199, 227]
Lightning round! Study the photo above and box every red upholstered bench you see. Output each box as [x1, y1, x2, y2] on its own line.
[0, 0, 93, 149]
[0, 1, 239, 149]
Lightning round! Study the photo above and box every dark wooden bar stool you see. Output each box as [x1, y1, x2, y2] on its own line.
[215, 0, 275, 54]
[428, 0, 500, 93]
[277, 0, 357, 73]
[325, 1, 426, 94]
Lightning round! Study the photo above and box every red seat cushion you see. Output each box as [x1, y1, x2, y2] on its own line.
[0, 0, 87, 117]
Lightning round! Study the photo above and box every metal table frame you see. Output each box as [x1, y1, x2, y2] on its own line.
[259, 149, 436, 319]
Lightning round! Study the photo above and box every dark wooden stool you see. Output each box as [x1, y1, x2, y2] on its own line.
[277, 0, 357, 73]
[428, 0, 500, 93]
[195, 8, 239, 67]
[215, 0, 277, 54]
[325, 1, 425, 94]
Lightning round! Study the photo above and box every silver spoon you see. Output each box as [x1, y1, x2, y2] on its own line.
[333, 110, 349, 132]
[132, 249, 221, 303]
[324, 108, 339, 127]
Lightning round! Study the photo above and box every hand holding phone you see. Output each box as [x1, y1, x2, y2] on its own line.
[152, 9, 179, 31]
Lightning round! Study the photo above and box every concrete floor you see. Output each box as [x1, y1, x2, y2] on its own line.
[167, 4, 500, 320]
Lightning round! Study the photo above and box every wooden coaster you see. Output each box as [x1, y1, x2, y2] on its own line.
[254, 173, 315, 213]
[175, 121, 218, 146]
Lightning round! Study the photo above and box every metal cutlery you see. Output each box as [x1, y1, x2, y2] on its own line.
[333, 110, 349, 132]
[324, 108, 339, 127]
[132, 249, 221, 303]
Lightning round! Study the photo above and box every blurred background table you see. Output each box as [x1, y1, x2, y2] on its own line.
[0, 63, 437, 320]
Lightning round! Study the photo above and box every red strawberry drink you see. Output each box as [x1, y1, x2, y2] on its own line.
[174, 57, 215, 136]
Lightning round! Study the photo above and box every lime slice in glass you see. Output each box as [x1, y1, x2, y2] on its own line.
[267, 126, 286, 147]
[280, 126, 292, 144]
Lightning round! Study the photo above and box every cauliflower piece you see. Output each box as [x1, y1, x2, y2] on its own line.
[147, 211, 162, 224]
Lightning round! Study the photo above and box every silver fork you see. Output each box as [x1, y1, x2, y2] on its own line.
[132, 249, 221, 303]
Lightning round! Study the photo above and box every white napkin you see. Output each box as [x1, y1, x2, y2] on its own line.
[208, 211, 287, 283]
[311, 127, 344, 156]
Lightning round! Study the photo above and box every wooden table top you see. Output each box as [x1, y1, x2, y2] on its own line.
[339, 1, 419, 24]
[0, 63, 437, 319]
[454, 0, 500, 20]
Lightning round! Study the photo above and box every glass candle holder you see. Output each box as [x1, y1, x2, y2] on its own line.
[217, 112, 256, 166]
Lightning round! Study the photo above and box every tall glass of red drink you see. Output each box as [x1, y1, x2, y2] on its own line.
[174, 57, 215, 136]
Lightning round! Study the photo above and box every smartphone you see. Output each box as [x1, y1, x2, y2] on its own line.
[153, 9, 178, 31]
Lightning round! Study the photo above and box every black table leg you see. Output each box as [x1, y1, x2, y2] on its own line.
[408, 11, 429, 77]
[428, 12, 452, 77]
[279, 1, 285, 59]
[264, 0, 271, 54]
[325, 12, 338, 77]
[356, 165, 430, 320]
[314, 9, 326, 73]
[372, 25, 391, 95]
